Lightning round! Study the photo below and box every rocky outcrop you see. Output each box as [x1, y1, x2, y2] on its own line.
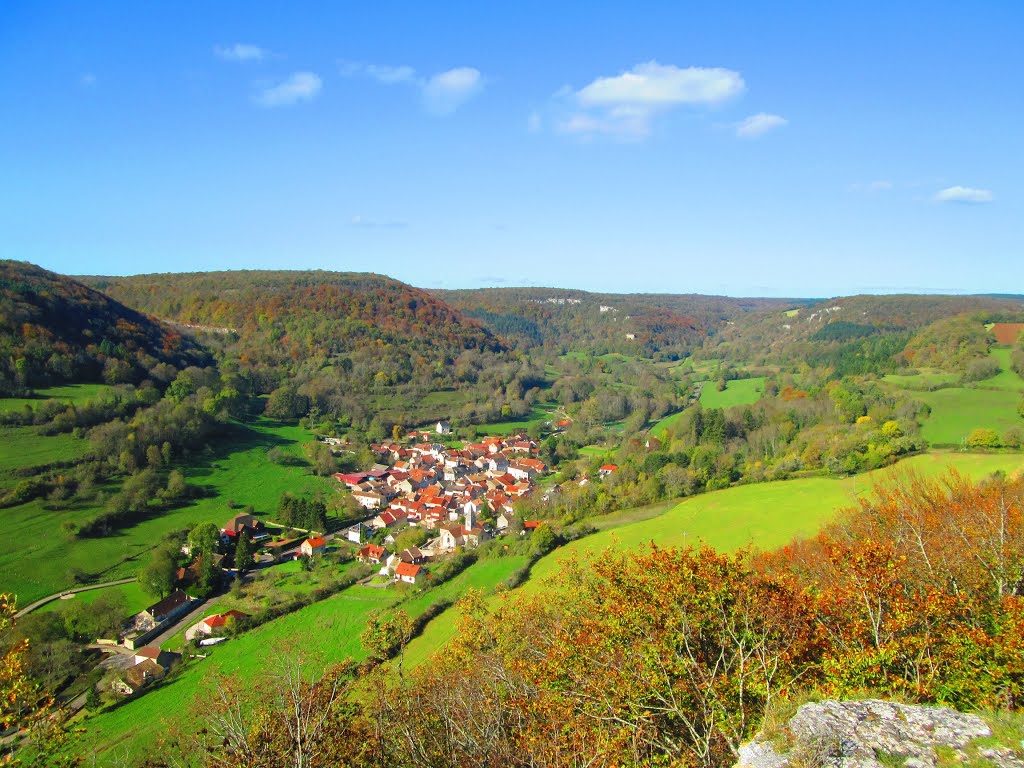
[736, 699, 1024, 768]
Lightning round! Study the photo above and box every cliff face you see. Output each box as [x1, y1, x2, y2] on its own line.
[736, 700, 1024, 768]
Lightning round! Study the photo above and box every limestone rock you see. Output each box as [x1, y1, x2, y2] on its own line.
[736, 699, 1023, 768]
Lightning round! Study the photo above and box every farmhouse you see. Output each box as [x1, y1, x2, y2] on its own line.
[112, 658, 165, 696]
[141, 590, 195, 626]
[395, 561, 422, 584]
[222, 513, 261, 539]
[599, 464, 618, 477]
[299, 536, 327, 558]
[435, 420, 452, 434]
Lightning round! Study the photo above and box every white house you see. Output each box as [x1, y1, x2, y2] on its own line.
[395, 561, 422, 584]
[345, 523, 363, 544]
[435, 420, 452, 435]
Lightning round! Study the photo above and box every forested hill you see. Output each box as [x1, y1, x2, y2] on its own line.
[433, 287, 802, 356]
[705, 293, 1024, 373]
[0, 260, 209, 395]
[82, 270, 503, 370]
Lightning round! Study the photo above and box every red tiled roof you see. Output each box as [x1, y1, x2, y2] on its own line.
[395, 561, 421, 578]
[304, 536, 327, 549]
[524, 520, 542, 530]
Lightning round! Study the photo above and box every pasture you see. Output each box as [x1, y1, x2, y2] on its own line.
[699, 376, 766, 409]
[911, 387, 1022, 445]
[39, 580, 151, 617]
[0, 383, 112, 413]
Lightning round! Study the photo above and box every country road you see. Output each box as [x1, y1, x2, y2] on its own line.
[14, 577, 138, 618]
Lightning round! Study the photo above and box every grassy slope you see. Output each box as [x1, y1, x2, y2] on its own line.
[884, 348, 1024, 445]
[0, 383, 112, 413]
[404, 452, 1024, 666]
[914, 388, 1023, 445]
[0, 426, 89, 475]
[39, 581, 151, 617]
[699, 377, 766, 409]
[0, 419, 335, 605]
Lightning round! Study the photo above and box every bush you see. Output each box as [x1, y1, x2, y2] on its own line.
[966, 428, 1001, 449]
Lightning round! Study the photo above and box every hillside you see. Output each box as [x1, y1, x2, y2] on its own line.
[0, 261, 209, 395]
[434, 287, 802, 356]
[704, 293, 1024, 374]
[84, 270, 502, 368]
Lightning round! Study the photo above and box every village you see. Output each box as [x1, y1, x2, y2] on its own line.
[103, 422, 555, 698]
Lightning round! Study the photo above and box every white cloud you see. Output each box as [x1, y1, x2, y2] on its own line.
[934, 186, 993, 204]
[577, 62, 744, 107]
[79, 73, 97, 87]
[254, 72, 322, 107]
[527, 111, 542, 133]
[556, 62, 744, 139]
[422, 67, 483, 114]
[350, 214, 408, 229]
[365, 64, 417, 84]
[215, 43, 267, 62]
[340, 62, 483, 114]
[735, 112, 787, 138]
[867, 180, 893, 191]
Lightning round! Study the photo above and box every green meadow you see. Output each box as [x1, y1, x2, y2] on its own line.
[0, 383, 112, 413]
[911, 387, 1023, 445]
[882, 369, 961, 390]
[39, 581, 151, 617]
[0, 426, 89, 476]
[882, 349, 1024, 446]
[0, 418, 337, 605]
[698, 376, 766, 409]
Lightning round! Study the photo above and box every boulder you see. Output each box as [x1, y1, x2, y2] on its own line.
[736, 699, 1023, 768]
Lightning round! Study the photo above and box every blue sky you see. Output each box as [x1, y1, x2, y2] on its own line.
[0, 1, 1021, 297]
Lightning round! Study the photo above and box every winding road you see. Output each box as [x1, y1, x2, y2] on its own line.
[14, 577, 138, 618]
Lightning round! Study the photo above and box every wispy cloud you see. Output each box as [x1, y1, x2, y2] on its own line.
[350, 214, 408, 229]
[554, 62, 745, 139]
[422, 67, 483, 114]
[215, 43, 268, 62]
[934, 185, 994, 204]
[340, 61, 483, 114]
[254, 72, 322, 107]
[79, 73, 97, 88]
[735, 112, 787, 138]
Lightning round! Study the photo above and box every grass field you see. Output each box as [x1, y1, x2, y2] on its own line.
[401, 554, 529, 668]
[0, 383, 112, 413]
[475, 402, 557, 435]
[882, 370, 961, 390]
[74, 585, 399, 766]
[39, 581, 151, 617]
[984, 348, 1024, 391]
[650, 409, 686, 439]
[911, 388, 1022, 445]
[0, 419, 337, 605]
[0, 426, 89, 475]
[882, 349, 1024, 445]
[699, 377, 766, 409]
